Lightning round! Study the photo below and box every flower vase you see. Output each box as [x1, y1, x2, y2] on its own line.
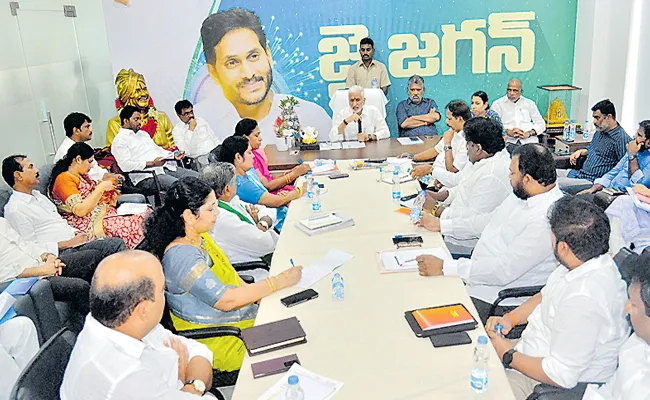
[275, 136, 290, 151]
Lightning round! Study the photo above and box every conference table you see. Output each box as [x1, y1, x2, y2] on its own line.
[231, 163, 515, 399]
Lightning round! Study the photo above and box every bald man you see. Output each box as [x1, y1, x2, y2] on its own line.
[61, 251, 215, 399]
[492, 79, 546, 154]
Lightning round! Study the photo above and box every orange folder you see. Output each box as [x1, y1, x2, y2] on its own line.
[413, 304, 475, 331]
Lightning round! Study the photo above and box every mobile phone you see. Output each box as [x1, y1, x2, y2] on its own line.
[289, 149, 300, 155]
[430, 332, 472, 348]
[329, 172, 349, 179]
[603, 187, 625, 196]
[367, 158, 387, 163]
[392, 235, 424, 247]
[410, 137, 420, 142]
[280, 289, 319, 307]
[400, 193, 418, 202]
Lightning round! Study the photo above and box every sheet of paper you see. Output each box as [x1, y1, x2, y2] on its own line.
[319, 142, 342, 151]
[116, 203, 150, 216]
[342, 141, 366, 149]
[300, 213, 343, 230]
[257, 363, 343, 400]
[380, 248, 451, 272]
[382, 175, 414, 184]
[397, 137, 424, 145]
[296, 249, 354, 289]
[627, 187, 650, 212]
[0, 292, 16, 324]
[311, 164, 337, 175]
[386, 157, 412, 166]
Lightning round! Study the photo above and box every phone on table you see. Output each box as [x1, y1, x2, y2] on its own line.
[329, 172, 349, 179]
[367, 158, 387, 164]
[410, 137, 420, 142]
[602, 187, 626, 196]
[392, 235, 424, 248]
[280, 289, 319, 307]
[430, 332, 472, 348]
[400, 193, 418, 202]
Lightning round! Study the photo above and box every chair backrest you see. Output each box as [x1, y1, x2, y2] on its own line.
[0, 182, 12, 217]
[614, 247, 637, 280]
[10, 327, 77, 400]
[208, 145, 223, 164]
[34, 164, 55, 195]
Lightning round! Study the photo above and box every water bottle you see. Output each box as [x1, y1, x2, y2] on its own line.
[470, 336, 489, 394]
[377, 166, 385, 183]
[569, 119, 576, 142]
[563, 120, 570, 142]
[332, 272, 344, 300]
[392, 167, 401, 203]
[311, 182, 321, 213]
[583, 120, 590, 140]
[494, 323, 504, 338]
[285, 375, 305, 400]
[409, 190, 427, 223]
[306, 171, 314, 199]
[419, 174, 432, 186]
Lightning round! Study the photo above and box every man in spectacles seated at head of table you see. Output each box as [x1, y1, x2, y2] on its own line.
[329, 85, 389, 143]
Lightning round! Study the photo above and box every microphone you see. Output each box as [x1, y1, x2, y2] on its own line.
[358, 116, 363, 134]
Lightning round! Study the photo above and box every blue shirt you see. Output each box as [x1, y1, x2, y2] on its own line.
[594, 150, 650, 189]
[568, 124, 631, 182]
[396, 98, 439, 137]
[236, 169, 287, 231]
[472, 109, 505, 135]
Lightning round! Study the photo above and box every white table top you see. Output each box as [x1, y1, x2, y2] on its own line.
[231, 162, 515, 400]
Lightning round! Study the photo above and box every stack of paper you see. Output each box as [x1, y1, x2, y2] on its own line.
[627, 187, 650, 212]
[319, 142, 342, 151]
[342, 141, 366, 149]
[257, 363, 343, 400]
[397, 137, 424, 145]
[311, 164, 339, 176]
[296, 213, 354, 236]
[378, 248, 451, 273]
[296, 249, 354, 288]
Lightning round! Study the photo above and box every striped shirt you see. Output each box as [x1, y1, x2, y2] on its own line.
[568, 124, 631, 182]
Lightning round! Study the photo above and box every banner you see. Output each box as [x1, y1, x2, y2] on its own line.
[103, 0, 577, 143]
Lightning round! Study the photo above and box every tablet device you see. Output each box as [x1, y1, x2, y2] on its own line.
[430, 332, 472, 348]
[404, 303, 478, 337]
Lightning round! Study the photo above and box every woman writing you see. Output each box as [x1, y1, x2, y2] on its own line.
[234, 118, 310, 194]
[48, 142, 147, 249]
[144, 177, 302, 372]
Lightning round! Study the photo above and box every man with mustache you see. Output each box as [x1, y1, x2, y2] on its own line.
[578, 120, 650, 197]
[345, 37, 391, 95]
[195, 8, 331, 142]
[396, 75, 441, 137]
[415, 144, 563, 324]
[329, 85, 389, 142]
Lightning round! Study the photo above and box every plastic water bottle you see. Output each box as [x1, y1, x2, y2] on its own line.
[392, 167, 401, 203]
[332, 272, 344, 300]
[583, 120, 590, 140]
[563, 120, 570, 142]
[419, 174, 432, 186]
[377, 166, 385, 182]
[494, 324, 504, 338]
[470, 336, 489, 393]
[285, 375, 305, 400]
[569, 119, 577, 142]
[409, 190, 427, 223]
[306, 171, 314, 199]
[311, 182, 321, 213]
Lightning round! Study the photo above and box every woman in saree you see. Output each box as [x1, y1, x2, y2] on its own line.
[48, 142, 147, 249]
[234, 118, 310, 194]
[144, 176, 302, 372]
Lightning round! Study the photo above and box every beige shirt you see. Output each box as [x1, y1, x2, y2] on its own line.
[345, 60, 391, 89]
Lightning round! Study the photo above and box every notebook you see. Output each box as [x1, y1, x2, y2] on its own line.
[251, 354, 300, 379]
[404, 303, 478, 337]
[242, 317, 307, 356]
[3, 277, 39, 296]
[296, 213, 355, 236]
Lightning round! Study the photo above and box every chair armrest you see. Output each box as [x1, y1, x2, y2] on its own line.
[122, 170, 162, 206]
[574, 154, 588, 170]
[239, 275, 254, 284]
[232, 261, 270, 272]
[175, 326, 242, 341]
[528, 382, 594, 400]
[488, 285, 544, 318]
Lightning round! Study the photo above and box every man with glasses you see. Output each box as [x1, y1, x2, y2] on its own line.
[172, 100, 221, 169]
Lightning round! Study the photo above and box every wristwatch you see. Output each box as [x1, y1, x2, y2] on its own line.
[502, 348, 518, 369]
[629, 154, 638, 161]
[443, 145, 452, 152]
[185, 379, 206, 395]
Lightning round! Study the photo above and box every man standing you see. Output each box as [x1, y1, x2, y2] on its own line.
[172, 100, 221, 169]
[492, 79, 546, 153]
[329, 85, 389, 142]
[196, 8, 331, 142]
[61, 251, 215, 399]
[111, 106, 199, 192]
[415, 144, 562, 323]
[395, 75, 441, 137]
[557, 100, 631, 193]
[345, 37, 391, 95]
[487, 196, 629, 400]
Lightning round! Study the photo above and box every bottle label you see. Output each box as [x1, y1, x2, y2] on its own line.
[470, 369, 488, 392]
[312, 202, 321, 212]
[392, 191, 401, 200]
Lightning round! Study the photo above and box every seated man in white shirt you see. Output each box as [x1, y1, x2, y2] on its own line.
[2, 155, 126, 283]
[491, 79, 546, 154]
[583, 252, 650, 399]
[201, 162, 277, 268]
[416, 117, 511, 250]
[409, 100, 471, 187]
[172, 100, 221, 169]
[0, 317, 39, 399]
[486, 196, 629, 400]
[61, 250, 215, 399]
[111, 106, 199, 193]
[329, 85, 389, 142]
[416, 144, 563, 323]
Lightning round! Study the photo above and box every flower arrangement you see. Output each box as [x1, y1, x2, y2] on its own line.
[273, 96, 301, 138]
[301, 126, 318, 144]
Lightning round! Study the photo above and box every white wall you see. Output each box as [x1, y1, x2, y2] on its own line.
[0, 0, 114, 167]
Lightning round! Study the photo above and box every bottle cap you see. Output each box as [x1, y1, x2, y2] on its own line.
[478, 335, 488, 345]
[288, 375, 299, 385]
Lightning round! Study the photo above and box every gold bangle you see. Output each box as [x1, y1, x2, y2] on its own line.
[296, 186, 303, 196]
[265, 278, 275, 293]
[270, 276, 277, 292]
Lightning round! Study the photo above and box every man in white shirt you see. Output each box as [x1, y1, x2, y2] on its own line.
[486, 196, 630, 400]
[201, 163, 277, 267]
[0, 316, 39, 400]
[54, 113, 119, 183]
[582, 251, 650, 400]
[111, 106, 199, 193]
[61, 250, 214, 399]
[416, 144, 562, 323]
[492, 79, 546, 153]
[329, 85, 389, 142]
[417, 117, 511, 250]
[172, 100, 220, 169]
[409, 100, 471, 187]
[2, 155, 125, 283]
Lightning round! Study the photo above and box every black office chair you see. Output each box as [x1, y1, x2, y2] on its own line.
[526, 382, 600, 400]
[10, 327, 77, 400]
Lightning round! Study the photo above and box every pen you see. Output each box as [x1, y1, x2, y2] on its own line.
[290, 258, 296, 268]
